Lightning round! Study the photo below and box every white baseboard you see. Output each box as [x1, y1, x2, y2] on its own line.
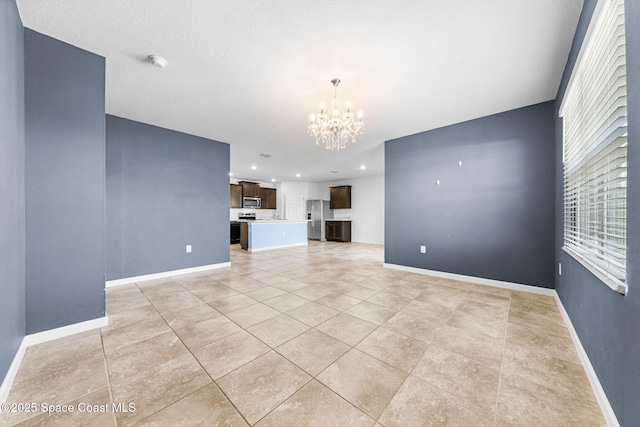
[383, 263, 556, 296]
[22, 316, 108, 347]
[554, 295, 619, 427]
[382, 263, 618, 426]
[2, 263, 619, 426]
[105, 262, 231, 288]
[0, 339, 27, 404]
[248, 242, 308, 253]
[0, 316, 108, 404]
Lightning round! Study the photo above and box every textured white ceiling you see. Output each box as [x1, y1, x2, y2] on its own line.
[17, 0, 583, 183]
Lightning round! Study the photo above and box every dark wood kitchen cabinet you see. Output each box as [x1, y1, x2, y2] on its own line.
[259, 187, 277, 210]
[240, 222, 249, 250]
[325, 220, 351, 242]
[230, 221, 241, 244]
[230, 184, 243, 208]
[239, 181, 260, 198]
[329, 185, 351, 209]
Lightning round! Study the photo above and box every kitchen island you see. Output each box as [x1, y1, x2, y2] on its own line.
[240, 220, 309, 252]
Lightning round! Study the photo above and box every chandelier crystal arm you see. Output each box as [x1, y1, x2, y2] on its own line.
[308, 78, 365, 151]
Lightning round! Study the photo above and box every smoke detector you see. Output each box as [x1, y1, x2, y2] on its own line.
[148, 55, 167, 68]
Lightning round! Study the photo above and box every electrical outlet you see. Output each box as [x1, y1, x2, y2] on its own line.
[186, 245, 192, 253]
[420, 245, 426, 254]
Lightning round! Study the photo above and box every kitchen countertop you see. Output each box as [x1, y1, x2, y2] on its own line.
[326, 219, 352, 221]
[236, 219, 310, 224]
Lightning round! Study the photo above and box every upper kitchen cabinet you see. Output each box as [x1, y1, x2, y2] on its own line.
[260, 187, 277, 210]
[239, 181, 260, 197]
[330, 185, 351, 209]
[230, 184, 243, 208]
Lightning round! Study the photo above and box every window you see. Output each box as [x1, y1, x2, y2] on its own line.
[560, 0, 627, 294]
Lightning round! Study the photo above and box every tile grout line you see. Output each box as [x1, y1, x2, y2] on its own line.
[200, 365, 255, 427]
[134, 278, 256, 426]
[107, 282, 202, 425]
[492, 293, 511, 427]
[97, 329, 119, 427]
[230, 275, 400, 424]
[10, 243, 602, 425]
[131, 383, 215, 426]
[401, 283, 505, 421]
[249, 375, 315, 426]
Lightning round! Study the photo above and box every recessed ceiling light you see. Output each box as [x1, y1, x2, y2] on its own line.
[228, 172, 234, 176]
[271, 178, 275, 182]
[330, 171, 339, 174]
[360, 165, 366, 170]
[260, 153, 272, 158]
[251, 165, 257, 170]
[296, 173, 301, 178]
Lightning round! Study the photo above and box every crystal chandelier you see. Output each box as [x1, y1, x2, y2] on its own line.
[308, 79, 365, 150]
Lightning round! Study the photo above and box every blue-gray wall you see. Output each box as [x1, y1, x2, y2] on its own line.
[555, 0, 640, 424]
[0, 0, 25, 383]
[106, 115, 230, 280]
[24, 30, 106, 334]
[385, 101, 555, 288]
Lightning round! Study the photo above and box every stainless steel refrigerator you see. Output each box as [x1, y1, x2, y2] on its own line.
[307, 200, 332, 240]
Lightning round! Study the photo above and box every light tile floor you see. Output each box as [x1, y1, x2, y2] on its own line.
[1, 242, 605, 426]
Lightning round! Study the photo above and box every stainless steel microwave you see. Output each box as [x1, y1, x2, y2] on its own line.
[243, 197, 261, 209]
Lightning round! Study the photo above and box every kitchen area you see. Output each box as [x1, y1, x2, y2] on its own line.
[307, 185, 352, 243]
[230, 180, 353, 252]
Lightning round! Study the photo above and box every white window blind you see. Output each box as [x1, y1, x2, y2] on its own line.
[560, 0, 627, 294]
